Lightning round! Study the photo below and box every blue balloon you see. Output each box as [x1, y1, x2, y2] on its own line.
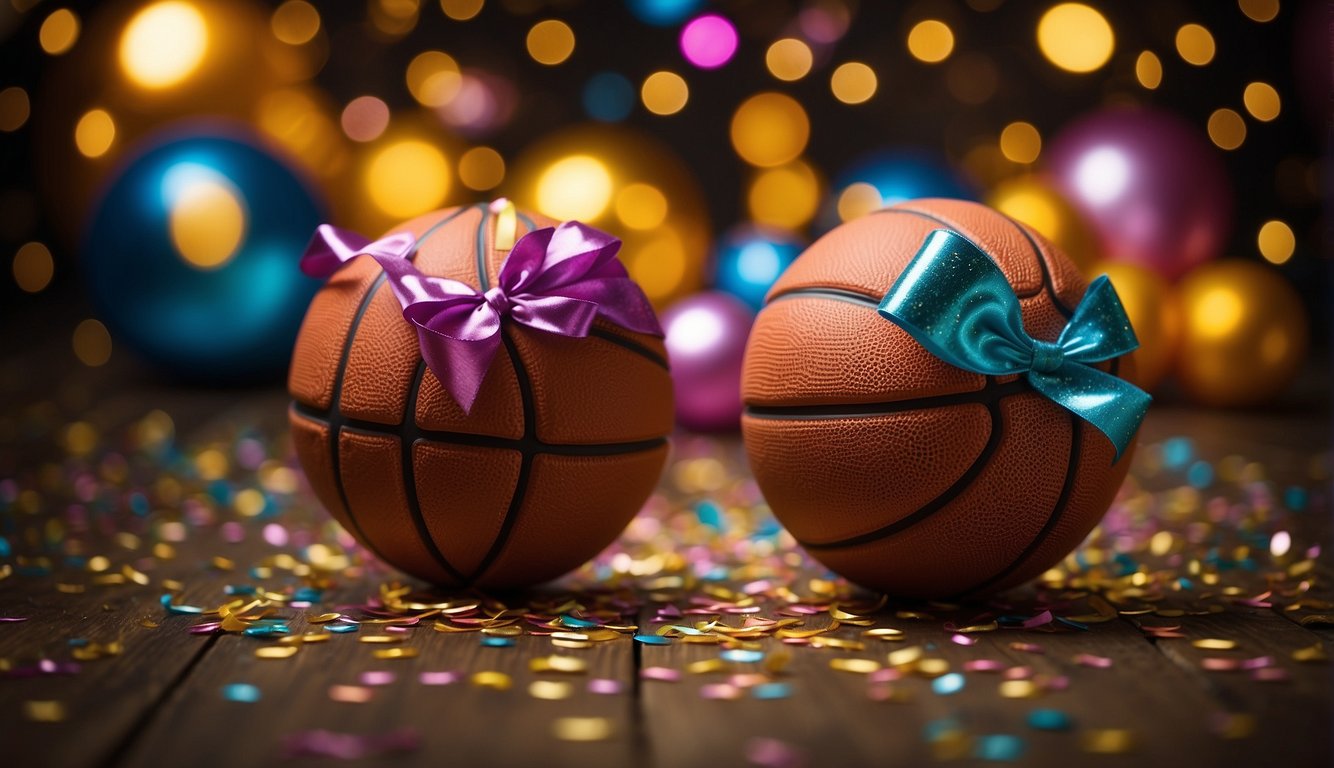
[625, 0, 703, 26]
[712, 226, 804, 310]
[822, 149, 979, 230]
[83, 127, 325, 381]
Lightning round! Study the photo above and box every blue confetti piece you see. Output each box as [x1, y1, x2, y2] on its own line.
[695, 500, 725, 530]
[293, 587, 323, 602]
[633, 634, 672, 645]
[481, 636, 515, 648]
[720, 649, 764, 663]
[1187, 460, 1214, 489]
[0, 536, 9, 557]
[326, 623, 359, 634]
[243, 625, 290, 637]
[1027, 709, 1072, 731]
[974, 734, 1025, 762]
[923, 717, 964, 743]
[1285, 486, 1308, 511]
[128, 492, 150, 516]
[752, 682, 792, 700]
[932, 673, 965, 695]
[1054, 617, 1089, 631]
[222, 683, 261, 703]
[68, 637, 89, 647]
[559, 614, 598, 629]
[224, 584, 257, 596]
[1162, 437, 1194, 470]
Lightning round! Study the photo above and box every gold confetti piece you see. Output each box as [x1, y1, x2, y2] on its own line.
[775, 628, 828, 639]
[1214, 713, 1256, 739]
[481, 625, 523, 637]
[255, 646, 299, 659]
[550, 631, 589, 642]
[56, 583, 85, 594]
[24, 700, 65, 722]
[471, 671, 512, 690]
[529, 680, 573, 700]
[763, 649, 792, 676]
[915, 658, 950, 677]
[830, 658, 881, 674]
[895, 611, 933, 620]
[999, 680, 1039, 699]
[329, 685, 374, 703]
[1192, 638, 1238, 650]
[680, 635, 722, 644]
[529, 655, 588, 674]
[433, 621, 479, 633]
[211, 556, 235, 571]
[1299, 614, 1334, 627]
[688, 658, 727, 674]
[551, 638, 591, 649]
[1154, 609, 1185, 617]
[888, 646, 923, 667]
[863, 628, 905, 640]
[122, 566, 150, 586]
[953, 622, 999, 633]
[494, 200, 518, 251]
[139, 618, 159, 629]
[552, 716, 613, 742]
[1292, 643, 1328, 663]
[373, 647, 419, 660]
[308, 613, 341, 624]
[1081, 729, 1137, 754]
[358, 635, 405, 644]
[92, 574, 126, 586]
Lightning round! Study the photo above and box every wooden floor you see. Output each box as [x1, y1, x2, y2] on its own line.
[0, 352, 1330, 768]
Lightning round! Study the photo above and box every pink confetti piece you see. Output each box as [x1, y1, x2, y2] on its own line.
[0, 617, 29, 622]
[951, 633, 977, 646]
[1009, 642, 1045, 654]
[587, 678, 623, 695]
[1042, 675, 1070, 691]
[729, 673, 771, 688]
[1241, 656, 1275, 670]
[359, 671, 395, 686]
[868, 668, 903, 684]
[641, 667, 681, 682]
[964, 660, 1006, 673]
[1251, 667, 1289, 682]
[1004, 666, 1034, 680]
[1074, 653, 1113, 668]
[418, 671, 459, 686]
[281, 728, 420, 759]
[1021, 610, 1054, 629]
[745, 737, 806, 768]
[699, 683, 741, 700]
[1201, 657, 1242, 671]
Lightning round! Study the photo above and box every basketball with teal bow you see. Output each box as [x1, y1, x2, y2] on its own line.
[741, 198, 1145, 599]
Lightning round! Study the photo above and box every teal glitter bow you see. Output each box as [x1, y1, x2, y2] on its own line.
[878, 229, 1151, 460]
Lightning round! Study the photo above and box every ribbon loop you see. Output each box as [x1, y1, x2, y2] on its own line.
[877, 228, 1150, 460]
[300, 219, 662, 415]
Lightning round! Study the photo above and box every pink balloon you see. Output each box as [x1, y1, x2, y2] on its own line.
[661, 291, 754, 432]
[1044, 107, 1233, 280]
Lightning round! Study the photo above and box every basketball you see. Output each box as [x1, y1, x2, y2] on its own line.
[288, 204, 673, 588]
[741, 198, 1139, 599]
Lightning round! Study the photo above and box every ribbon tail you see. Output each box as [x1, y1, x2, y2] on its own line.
[417, 330, 502, 415]
[1058, 276, 1141, 362]
[1029, 365, 1151, 463]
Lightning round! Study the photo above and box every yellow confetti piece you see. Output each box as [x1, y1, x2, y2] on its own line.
[915, 658, 950, 677]
[373, 647, 419, 660]
[56, 583, 85, 594]
[471, 671, 512, 690]
[529, 680, 573, 700]
[888, 646, 923, 667]
[688, 658, 728, 674]
[999, 680, 1039, 699]
[763, 649, 792, 676]
[308, 613, 341, 623]
[529, 655, 588, 674]
[1215, 713, 1256, 739]
[1192, 638, 1238, 651]
[1081, 729, 1137, 754]
[255, 646, 299, 659]
[810, 637, 864, 651]
[24, 700, 65, 722]
[1292, 643, 1328, 663]
[481, 625, 523, 637]
[830, 658, 881, 674]
[552, 716, 613, 742]
[139, 618, 159, 629]
[551, 638, 591, 649]
[211, 556, 235, 571]
[358, 635, 405, 644]
[328, 685, 374, 703]
[550, 631, 589, 642]
[863, 628, 906, 640]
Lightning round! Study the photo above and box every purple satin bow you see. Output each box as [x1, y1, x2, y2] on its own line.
[300, 220, 662, 413]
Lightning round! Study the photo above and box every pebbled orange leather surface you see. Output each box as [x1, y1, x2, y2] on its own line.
[412, 441, 522, 583]
[741, 199, 1136, 598]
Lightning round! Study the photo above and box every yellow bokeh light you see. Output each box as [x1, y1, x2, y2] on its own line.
[837, 182, 883, 222]
[119, 2, 210, 89]
[13, 242, 54, 293]
[748, 160, 820, 231]
[1238, 0, 1279, 23]
[0, 87, 30, 132]
[615, 183, 668, 230]
[1036, 4, 1113, 73]
[458, 146, 504, 190]
[1243, 82, 1281, 121]
[366, 140, 451, 218]
[994, 188, 1058, 237]
[907, 19, 954, 63]
[766, 38, 812, 81]
[72, 319, 112, 367]
[641, 71, 689, 115]
[370, 0, 420, 36]
[1176, 23, 1215, 66]
[535, 155, 613, 221]
[730, 92, 809, 168]
[1207, 108, 1246, 150]
[169, 176, 248, 270]
[526, 19, 575, 66]
[271, 0, 320, 45]
[830, 62, 877, 104]
[441, 0, 484, 21]
[1257, 220, 1295, 264]
[999, 121, 1041, 164]
[627, 230, 687, 302]
[406, 51, 461, 107]
[74, 109, 116, 158]
[39, 8, 80, 55]
[1193, 287, 1243, 338]
[1135, 51, 1162, 89]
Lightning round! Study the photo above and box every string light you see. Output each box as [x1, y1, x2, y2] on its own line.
[440, 0, 483, 21]
[12, 242, 53, 293]
[1176, 23, 1216, 66]
[830, 62, 877, 104]
[730, 93, 809, 167]
[748, 160, 820, 230]
[458, 146, 505, 191]
[1135, 51, 1163, 89]
[615, 183, 669, 230]
[999, 122, 1041, 164]
[72, 319, 112, 367]
[1207, 108, 1246, 150]
[679, 14, 737, 69]
[0, 87, 29, 132]
[1243, 82, 1281, 121]
[765, 38, 812, 81]
[271, 0, 321, 45]
[527, 20, 575, 66]
[39, 8, 79, 55]
[837, 182, 883, 222]
[74, 109, 116, 159]
[1238, 0, 1279, 23]
[1036, 4, 1113, 73]
[535, 155, 613, 221]
[906, 19, 954, 63]
[1257, 220, 1295, 264]
[406, 51, 462, 107]
[365, 140, 451, 217]
[341, 96, 391, 142]
[641, 71, 689, 115]
[119, 2, 209, 89]
[166, 168, 248, 270]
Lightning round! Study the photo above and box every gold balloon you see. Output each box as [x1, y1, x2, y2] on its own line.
[1087, 261, 1180, 391]
[506, 124, 711, 308]
[987, 175, 1101, 270]
[1175, 259, 1308, 407]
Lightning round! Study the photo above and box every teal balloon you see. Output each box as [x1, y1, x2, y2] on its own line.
[822, 149, 978, 230]
[625, 0, 703, 26]
[712, 226, 803, 310]
[82, 128, 324, 382]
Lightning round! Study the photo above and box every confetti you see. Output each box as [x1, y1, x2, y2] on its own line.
[418, 671, 460, 686]
[255, 646, 299, 659]
[634, 634, 672, 645]
[999, 680, 1039, 699]
[587, 678, 623, 695]
[753, 682, 792, 700]
[359, 671, 395, 686]
[470, 671, 512, 690]
[552, 717, 613, 742]
[281, 728, 420, 759]
[530, 655, 587, 674]
[641, 666, 682, 682]
[1073, 653, 1113, 668]
[373, 647, 418, 660]
[1081, 729, 1137, 754]
[699, 682, 741, 700]
[528, 680, 573, 700]
[328, 685, 374, 703]
[745, 737, 806, 768]
[830, 658, 880, 674]
[221, 683, 261, 703]
[932, 673, 965, 695]
[24, 700, 66, 722]
[973, 734, 1026, 762]
[1027, 709, 1072, 731]
[1292, 643, 1328, 663]
[1192, 638, 1238, 650]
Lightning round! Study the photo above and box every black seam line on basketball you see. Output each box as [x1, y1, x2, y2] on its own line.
[467, 331, 536, 584]
[1000, 210, 1076, 319]
[767, 286, 881, 308]
[874, 207, 1046, 300]
[400, 359, 469, 584]
[797, 386, 1007, 551]
[744, 378, 1032, 420]
[293, 402, 666, 455]
[311, 204, 478, 570]
[952, 414, 1083, 599]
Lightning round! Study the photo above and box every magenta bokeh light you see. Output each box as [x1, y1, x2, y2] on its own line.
[679, 14, 738, 70]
